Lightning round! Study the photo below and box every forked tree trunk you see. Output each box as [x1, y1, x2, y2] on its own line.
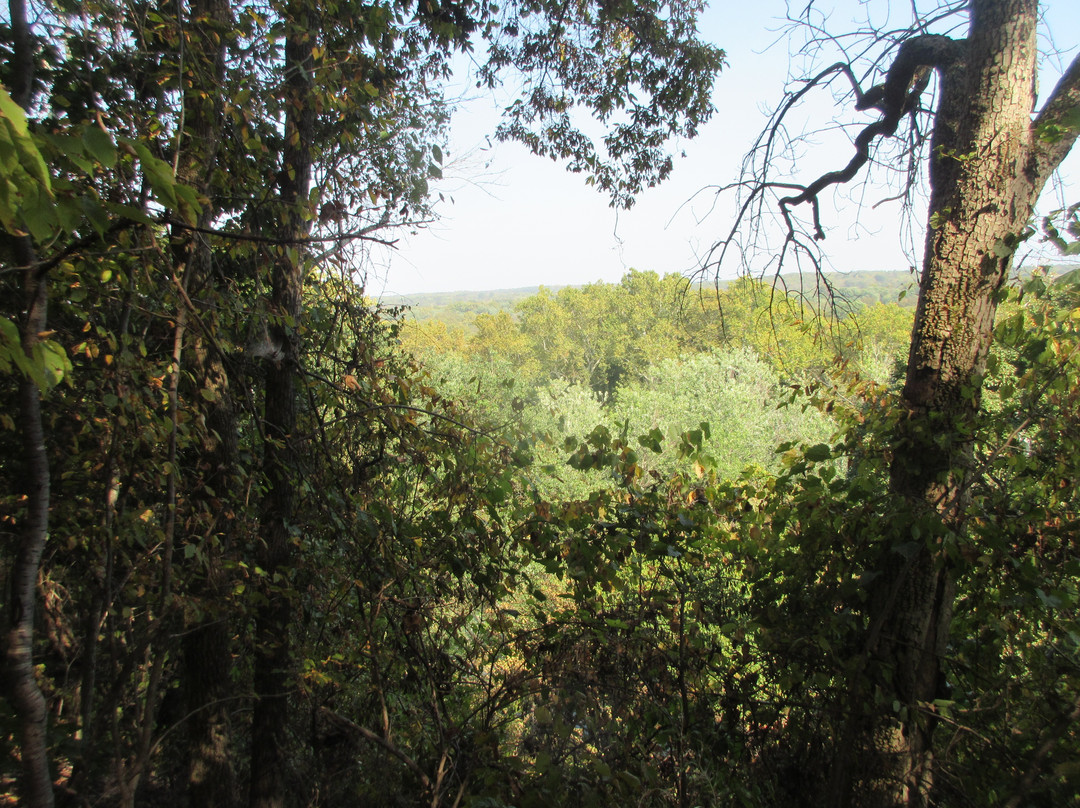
[832, 1, 1080, 805]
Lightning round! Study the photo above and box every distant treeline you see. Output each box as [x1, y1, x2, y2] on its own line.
[399, 270, 915, 399]
[385, 268, 922, 332]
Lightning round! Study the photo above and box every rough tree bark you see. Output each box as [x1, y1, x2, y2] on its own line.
[792, 2, 1080, 806]
[5, 244, 55, 808]
[248, 5, 316, 806]
[873, 3, 1078, 805]
[757, 1, 1080, 805]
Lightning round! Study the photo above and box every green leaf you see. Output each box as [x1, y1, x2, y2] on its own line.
[637, 427, 664, 453]
[128, 140, 178, 209]
[1060, 106, 1080, 131]
[0, 86, 51, 193]
[173, 183, 203, 225]
[0, 317, 23, 375]
[55, 197, 83, 232]
[37, 340, 72, 387]
[82, 125, 117, 168]
[20, 183, 59, 241]
[104, 201, 155, 226]
[80, 195, 110, 235]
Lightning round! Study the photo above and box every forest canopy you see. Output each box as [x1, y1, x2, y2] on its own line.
[2, 1, 1080, 808]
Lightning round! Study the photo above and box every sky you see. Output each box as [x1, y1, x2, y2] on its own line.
[369, 0, 1080, 300]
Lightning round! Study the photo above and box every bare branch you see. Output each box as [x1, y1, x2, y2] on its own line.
[318, 707, 434, 793]
[164, 217, 401, 248]
[779, 34, 964, 239]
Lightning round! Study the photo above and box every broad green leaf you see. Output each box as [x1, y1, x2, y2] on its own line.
[104, 201, 155, 226]
[173, 182, 203, 225]
[0, 317, 22, 375]
[128, 140, 178, 208]
[0, 86, 51, 192]
[37, 340, 73, 387]
[55, 197, 84, 232]
[82, 125, 117, 168]
[19, 181, 58, 241]
[637, 427, 663, 453]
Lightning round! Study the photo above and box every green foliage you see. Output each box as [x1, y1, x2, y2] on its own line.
[392, 286, 563, 333]
[611, 348, 833, 477]
[0, 315, 71, 391]
[1043, 203, 1080, 256]
[943, 272, 1080, 804]
[687, 273, 1080, 805]
[7, 0, 1074, 801]
[0, 85, 192, 393]
[1, 0, 727, 804]
[483, 0, 727, 207]
[514, 275, 687, 397]
[511, 347, 830, 507]
[0, 85, 51, 236]
[412, 271, 915, 398]
[445, 267, 1078, 807]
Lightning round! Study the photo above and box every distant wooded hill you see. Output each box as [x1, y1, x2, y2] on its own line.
[379, 286, 565, 330]
[383, 264, 1078, 330]
[381, 270, 920, 329]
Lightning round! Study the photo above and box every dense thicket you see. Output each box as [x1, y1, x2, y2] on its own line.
[2, 0, 1079, 807]
[0, 0, 725, 805]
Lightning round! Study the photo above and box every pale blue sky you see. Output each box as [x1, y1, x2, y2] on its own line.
[372, 0, 1080, 299]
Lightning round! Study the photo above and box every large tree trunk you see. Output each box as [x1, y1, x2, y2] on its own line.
[248, 6, 316, 806]
[182, 324, 239, 808]
[837, 2, 1080, 806]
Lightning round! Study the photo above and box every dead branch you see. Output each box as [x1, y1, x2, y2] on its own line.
[779, 34, 964, 240]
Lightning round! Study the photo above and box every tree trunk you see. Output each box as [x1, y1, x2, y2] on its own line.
[167, 0, 239, 802]
[2, 2, 54, 805]
[837, 2, 1080, 805]
[248, 6, 316, 806]
[4, 242, 55, 808]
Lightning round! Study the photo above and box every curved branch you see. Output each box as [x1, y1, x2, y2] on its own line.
[317, 707, 434, 793]
[1029, 51, 1080, 189]
[779, 34, 964, 240]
